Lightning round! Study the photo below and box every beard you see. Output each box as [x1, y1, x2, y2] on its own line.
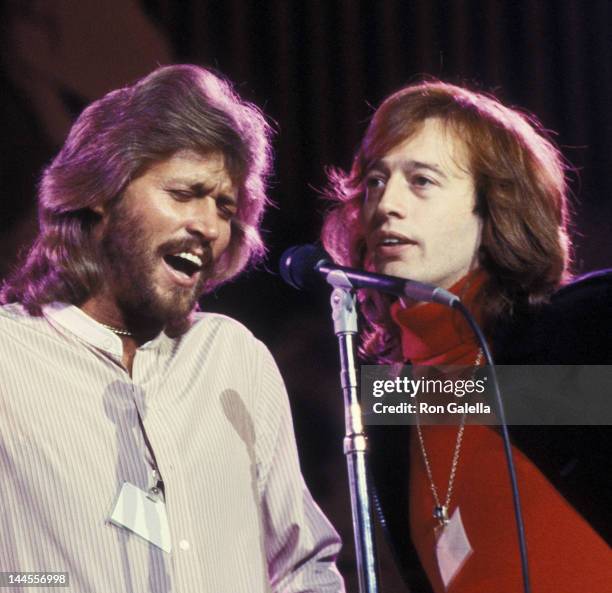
[99, 202, 209, 331]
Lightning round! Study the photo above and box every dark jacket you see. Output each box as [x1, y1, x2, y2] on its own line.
[368, 270, 612, 592]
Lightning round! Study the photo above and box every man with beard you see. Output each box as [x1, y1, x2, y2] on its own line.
[0, 65, 344, 592]
[322, 81, 611, 592]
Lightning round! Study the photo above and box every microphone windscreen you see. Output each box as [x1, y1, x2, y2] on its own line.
[279, 244, 330, 290]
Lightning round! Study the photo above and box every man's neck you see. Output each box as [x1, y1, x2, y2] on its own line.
[391, 269, 487, 365]
[80, 295, 164, 375]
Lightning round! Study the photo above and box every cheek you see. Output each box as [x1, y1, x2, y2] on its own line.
[452, 216, 482, 263]
[429, 208, 480, 257]
[359, 204, 376, 237]
[462, 209, 482, 239]
[445, 188, 481, 234]
[214, 221, 233, 256]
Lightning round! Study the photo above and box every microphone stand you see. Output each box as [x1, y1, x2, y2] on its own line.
[328, 272, 379, 593]
[280, 245, 531, 593]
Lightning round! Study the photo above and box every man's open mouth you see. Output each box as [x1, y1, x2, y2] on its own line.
[163, 251, 204, 278]
[375, 231, 417, 248]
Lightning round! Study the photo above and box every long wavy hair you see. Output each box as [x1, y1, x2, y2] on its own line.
[322, 81, 572, 362]
[1, 64, 273, 313]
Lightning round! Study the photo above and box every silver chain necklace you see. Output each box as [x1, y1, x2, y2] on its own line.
[415, 348, 484, 528]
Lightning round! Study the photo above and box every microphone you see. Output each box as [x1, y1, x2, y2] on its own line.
[279, 244, 459, 307]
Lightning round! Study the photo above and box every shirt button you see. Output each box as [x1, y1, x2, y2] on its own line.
[179, 539, 190, 551]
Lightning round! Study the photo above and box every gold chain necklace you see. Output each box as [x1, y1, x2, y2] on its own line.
[415, 348, 484, 528]
[99, 322, 133, 337]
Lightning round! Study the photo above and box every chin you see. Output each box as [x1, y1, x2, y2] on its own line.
[134, 286, 197, 328]
[376, 260, 415, 281]
[161, 291, 198, 321]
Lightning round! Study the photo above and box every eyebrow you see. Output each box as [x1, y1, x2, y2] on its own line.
[369, 159, 449, 180]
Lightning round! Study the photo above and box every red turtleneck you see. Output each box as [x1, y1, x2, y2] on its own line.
[391, 271, 611, 593]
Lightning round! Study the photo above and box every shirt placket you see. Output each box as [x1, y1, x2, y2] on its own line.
[131, 344, 199, 592]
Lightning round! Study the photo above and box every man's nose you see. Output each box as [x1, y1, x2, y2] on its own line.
[185, 197, 220, 240]
[376, 174, 408, 218]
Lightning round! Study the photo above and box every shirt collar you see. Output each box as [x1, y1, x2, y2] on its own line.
[42, 302, 175, 357]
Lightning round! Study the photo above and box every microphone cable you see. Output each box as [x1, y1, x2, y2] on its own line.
[452, 300, 531, 593]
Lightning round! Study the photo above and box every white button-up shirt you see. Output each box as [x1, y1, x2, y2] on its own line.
[0, 302, 344, 592]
